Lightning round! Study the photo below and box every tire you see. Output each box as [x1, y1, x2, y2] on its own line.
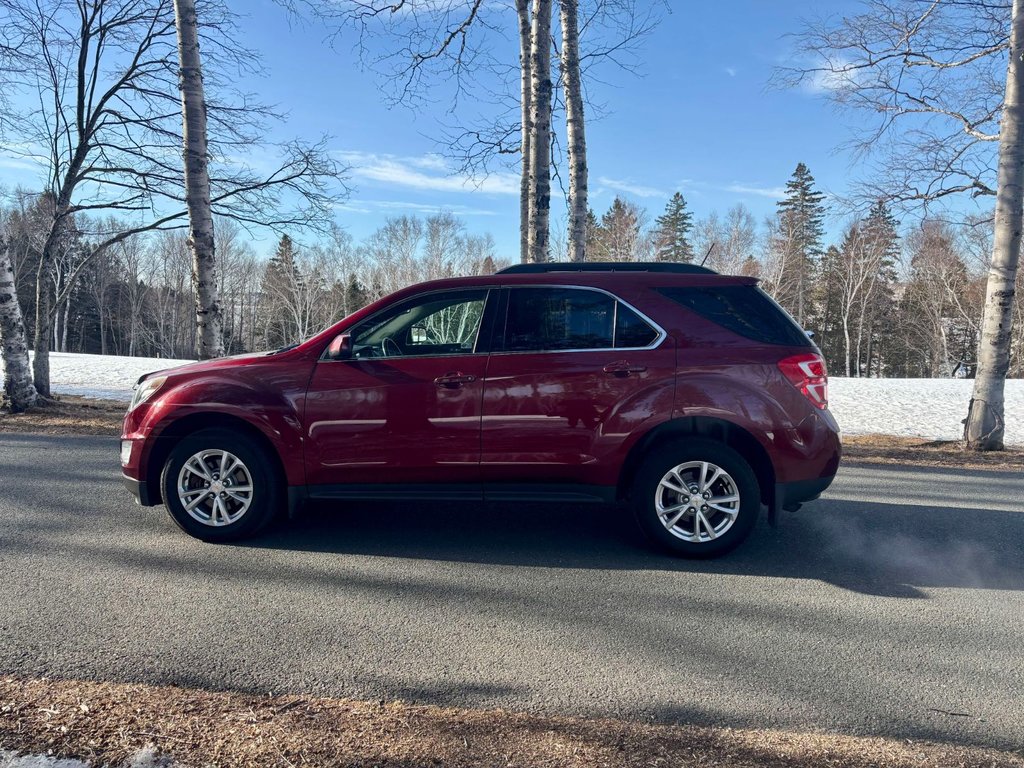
[632, 438, 760, 558]
[161, 428, 281, 542]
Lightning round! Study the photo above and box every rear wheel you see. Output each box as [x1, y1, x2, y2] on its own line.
[633, 439, 760, 558]
[161, 428, 281, 542]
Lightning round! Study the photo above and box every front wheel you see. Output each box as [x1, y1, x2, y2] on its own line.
[632, 439, 760, 558]
[161, 428, 281, 542]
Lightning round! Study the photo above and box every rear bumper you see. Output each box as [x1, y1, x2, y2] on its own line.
[776, 474, 835, 512]
[122, 472, 157, 506]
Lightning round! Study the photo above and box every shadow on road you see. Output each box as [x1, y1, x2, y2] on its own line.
[245, 493, 1024, 598]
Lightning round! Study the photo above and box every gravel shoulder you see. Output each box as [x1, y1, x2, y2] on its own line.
[2, 677, 1021, 768]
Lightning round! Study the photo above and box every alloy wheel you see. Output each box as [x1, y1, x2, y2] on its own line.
[654, 460, 741, 543]
[176, 449, 254, 527]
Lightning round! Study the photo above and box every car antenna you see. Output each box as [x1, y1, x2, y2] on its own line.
[700, 242, 716, 267]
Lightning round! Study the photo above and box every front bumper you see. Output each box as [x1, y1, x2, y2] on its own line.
[122, 472, 157, 506]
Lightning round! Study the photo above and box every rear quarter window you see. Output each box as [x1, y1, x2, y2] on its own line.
[657, 285, 812, 347]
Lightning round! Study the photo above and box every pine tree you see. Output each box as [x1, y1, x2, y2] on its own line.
[584, 209, 601, 259]
[344, 273, 369, 316]
[653, 192, 694, 263]
[260, 234, 302, 348]
[775, 163, 826, 326]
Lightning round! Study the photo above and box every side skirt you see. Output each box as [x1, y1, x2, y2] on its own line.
[303, 483, 616, 504]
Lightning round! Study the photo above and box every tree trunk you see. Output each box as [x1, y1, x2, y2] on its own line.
[843, 315, 852, 378]
[517, 0, 533, 264]
[560, 0, 587, 263]
[0, 245, 39, 413]
[31, 250, 51, 397]
[526, 0, 553, 264]
[174, 0, 224, 360]
[966, 0, 1024, 449]
[61, 295, 71, 353]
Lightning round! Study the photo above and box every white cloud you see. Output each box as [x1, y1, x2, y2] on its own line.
[725, 67, 737, 77]
[336, 199, 496, 216]
[334, 150, 519, 195]
[724, 183, 787, 199]
[597, 176, 666, 199]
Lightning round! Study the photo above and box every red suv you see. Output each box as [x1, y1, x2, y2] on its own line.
[121, 263, 840, 557]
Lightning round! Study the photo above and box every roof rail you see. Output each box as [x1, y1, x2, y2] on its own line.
[496, 261, 717, 275]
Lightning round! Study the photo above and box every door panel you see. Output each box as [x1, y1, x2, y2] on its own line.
[303, 287, 493, 489]
[481, 349, 675, 486]
[305, 355, 487, 487]
[481, 286, 676, 488]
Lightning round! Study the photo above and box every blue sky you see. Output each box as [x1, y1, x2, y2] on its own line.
[0, 0, 930, 258]
[226, 0, 875, 259]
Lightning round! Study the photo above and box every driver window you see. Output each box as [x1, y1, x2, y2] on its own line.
[349, 289, 489, 359]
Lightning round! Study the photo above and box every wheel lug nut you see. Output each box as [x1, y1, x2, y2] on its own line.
[701, 505, 709, 512]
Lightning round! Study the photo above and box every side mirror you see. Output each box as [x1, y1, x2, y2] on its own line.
[326, 333, 353, 360]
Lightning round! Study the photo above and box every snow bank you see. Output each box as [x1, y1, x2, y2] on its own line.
[7, 352, 1023, 445]
[34, 352, 194, 401]
[0, 748, 171, 768]
[830, 377, 1024, 445]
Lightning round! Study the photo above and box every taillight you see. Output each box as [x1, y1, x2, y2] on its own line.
[778, 353, 828, 410]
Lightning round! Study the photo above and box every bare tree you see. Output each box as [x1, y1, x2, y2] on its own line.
[560, 0, 588, 262]
[173, 0, 223, 359]
[302, 0, 657, 263]
[967, 0, 1023, 448]
[518, 0, 533, 264]
[781, 0, 1020, 448]
[0, 234, 37, 411]
[0, 0, 344, 394]
[527, 0, 554, 262]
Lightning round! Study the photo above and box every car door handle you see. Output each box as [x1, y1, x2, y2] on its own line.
[435, 372, 476, 388]
[603, 361, 647, 377]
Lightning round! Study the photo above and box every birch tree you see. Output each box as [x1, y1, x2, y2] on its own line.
[518, 0, 534, 263]
[526, 0, 554, 263]
[782, 0, 1019, 448]
[560, 0, 588, 262]
[966, 0, 1024, 449]
[0, 238, 37, 412]
[173, 0, 223, 359]
[0, 0, 343, 394]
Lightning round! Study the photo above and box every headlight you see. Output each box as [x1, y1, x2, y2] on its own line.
[129, 376, 167, 411]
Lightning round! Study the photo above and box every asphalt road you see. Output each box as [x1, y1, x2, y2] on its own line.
[1, 434, 1022, 751]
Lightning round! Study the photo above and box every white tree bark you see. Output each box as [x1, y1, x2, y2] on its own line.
[0, 244, 38, 412]
[517, 0, 533, 264]
[526, 0, 553, 263]
[560, 0, 588, 263]
[174, 0, 224, 360]
[965, 0, 1024, 450]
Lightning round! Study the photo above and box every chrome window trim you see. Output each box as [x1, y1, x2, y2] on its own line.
[492, 284, 667, 356]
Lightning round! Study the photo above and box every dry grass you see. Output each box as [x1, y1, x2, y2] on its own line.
[0, 396, 124, 436]
[1, 677, 1020, 768]
[842, 433, 1024, 471]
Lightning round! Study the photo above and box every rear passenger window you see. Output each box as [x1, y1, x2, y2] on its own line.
[615, 304, 659, 348]
[657, 285, 812, 347]
[504, 288, 614, 351]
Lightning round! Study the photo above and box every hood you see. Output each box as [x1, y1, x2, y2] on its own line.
[137, 351, 270, 384]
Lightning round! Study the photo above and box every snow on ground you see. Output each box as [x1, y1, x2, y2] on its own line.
[0, 748, 171, 768]
[829, 377, 1024, 445]
[9, 352, 1023, 445]
[32, 352, 194, 401]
